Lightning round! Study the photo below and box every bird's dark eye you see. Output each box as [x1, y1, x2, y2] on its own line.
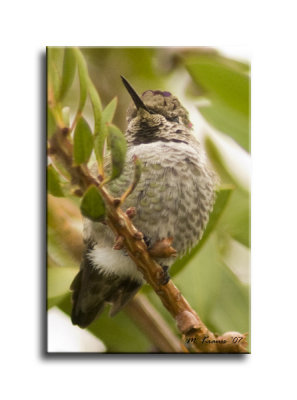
[167, 116, 179, 123]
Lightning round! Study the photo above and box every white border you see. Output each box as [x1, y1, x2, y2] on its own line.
[1, 0, 297, 398]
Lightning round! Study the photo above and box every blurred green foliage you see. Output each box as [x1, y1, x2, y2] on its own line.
[47, 47, 250, 353]
[186, 54, 250, 152]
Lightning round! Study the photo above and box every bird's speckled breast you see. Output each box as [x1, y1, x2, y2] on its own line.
[106, 140, 215, 262]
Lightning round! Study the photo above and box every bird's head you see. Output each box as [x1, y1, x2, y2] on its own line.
[121, 76, 195, 146]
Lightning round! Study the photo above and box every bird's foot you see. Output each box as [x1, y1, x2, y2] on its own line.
[143, 235, 151, 248]
[126, 207, 136, 219]
[159, 265, 170, 286]
[148, 237, 177, 258]
[113, 235, 124, 250]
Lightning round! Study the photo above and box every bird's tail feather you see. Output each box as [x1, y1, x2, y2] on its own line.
[70, 252, 141, 328]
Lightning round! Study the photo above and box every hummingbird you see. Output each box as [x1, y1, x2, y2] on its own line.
[70, 77, 217, 328]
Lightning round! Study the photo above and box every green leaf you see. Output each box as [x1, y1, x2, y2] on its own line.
[170, 185, 234, 276]
[204, 136, 250, 247]
[47, 47, 63, 68]
[213, 54, 250, 75]
[186, 55, 250, 152]
[94, 128, 107, 169]
[47, 107, 56, 138]
[73, 48, 88, 112]
[204, 135, 233, 185]
[73, 117, 93, 165]
[47, 165, 64, 197]
[59, 48, 77, 101]
[102, 97, 118, 124]
[58, 294, 151, 352]
[186, 56, 250, 116]
[47, 226, 78, 269]
[204, 135, 248, 191]
[207, 260, 250, 335]
[80, 185, 106, 222]
[199, 98, 250, 152]
[217, 187, 250, 248]
[88, 81, 103, 170]
[47, 48, 62, 102]
[47, 267, 78, 309]
[87, 78, 102, 135]
[107, 124, 127, 181]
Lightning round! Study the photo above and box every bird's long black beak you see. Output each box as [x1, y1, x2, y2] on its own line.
[121, 76, 149, 112]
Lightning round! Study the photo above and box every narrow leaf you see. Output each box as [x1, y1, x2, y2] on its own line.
[205, 135, 247, 190]
[73, 48, 88, 112]
[120, 156, 143, 203]
[87, 78, 102, 135]
[102, 97, 118, 124]
[186, 56, 250, 152]
[199, 98, 250, 152]
[94, 127, 107, 170]
[59, 48, 77, 101]
[47, 48, 62, 103]
[80, 185, 106, 222]
[170, 185, 234, 275]
[204, 138, 250, 247]
[186, 56, 250, 117]
[208, 260, 250, 334]
[73, 117, 93, 165]
[47, 107, 56, 138]
[217, 188, 250, 248]
[131, 155, 142, 190]
[107, 124, 127, 181]
[48, 165, 64, 197]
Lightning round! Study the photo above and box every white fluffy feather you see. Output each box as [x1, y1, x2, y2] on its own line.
[88, 246, 144, 283]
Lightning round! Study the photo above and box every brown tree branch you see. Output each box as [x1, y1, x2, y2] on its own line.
[48, 127, 248, 353]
